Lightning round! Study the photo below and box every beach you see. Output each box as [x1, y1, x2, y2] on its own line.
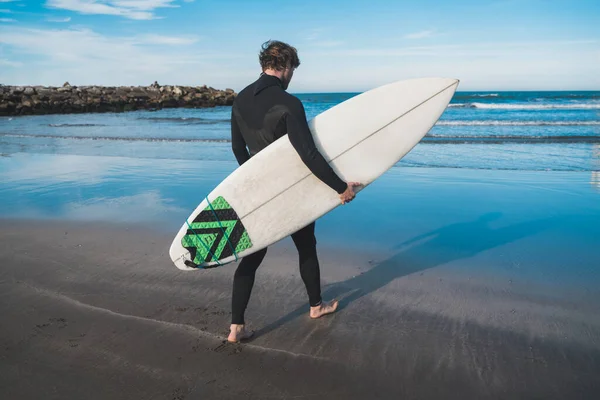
[2, 150, 600, 398]
[2, 0, 599, 395]
[2, 90, 600, 398]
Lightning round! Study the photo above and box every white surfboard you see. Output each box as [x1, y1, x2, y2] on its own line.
[169, 77, 459, 270]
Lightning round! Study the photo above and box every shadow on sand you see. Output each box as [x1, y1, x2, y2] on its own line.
[254, 212, 560, 338]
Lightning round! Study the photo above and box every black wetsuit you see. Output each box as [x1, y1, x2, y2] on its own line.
[230, 73, 347, 324]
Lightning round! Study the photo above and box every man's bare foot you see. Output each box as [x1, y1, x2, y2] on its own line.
[310, 299, 339, 319]
[227, 324, 254, 343]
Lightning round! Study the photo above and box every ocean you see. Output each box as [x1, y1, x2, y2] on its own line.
[1, 90, 599, 171]
[1, 90, 599, 257]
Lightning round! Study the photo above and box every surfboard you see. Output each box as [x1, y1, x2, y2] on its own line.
[169, 77, 459, 270]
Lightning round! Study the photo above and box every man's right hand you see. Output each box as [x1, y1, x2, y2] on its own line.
[340, 182, 361, 205]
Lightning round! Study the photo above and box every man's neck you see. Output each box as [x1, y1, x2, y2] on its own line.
[262, 69, 284, 81]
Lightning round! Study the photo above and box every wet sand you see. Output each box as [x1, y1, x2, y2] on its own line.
[1, 219, 600, 399]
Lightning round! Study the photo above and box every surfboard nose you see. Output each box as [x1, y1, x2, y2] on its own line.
[440, 78, 460, 94]
[442, 78, 460, 87]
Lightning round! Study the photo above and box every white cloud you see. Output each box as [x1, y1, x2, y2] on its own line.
[1, 25, 597, 92]
[304, 28, 324, 41]
[45, 0, 179, 20]
[404, 30, 435, 40]
[303, 39, 598, 58]
[302, 28, 343, 48]
[0, 17, 15, 21]
[0, 8, 11, 12]
[0, 0, 20, 3]
[110, 0, 177, 11]
[293, 39, 600, 92]
[134, 33, 199, 45]
[46, 16, 72, 22]
[0, 58, 22, 67]
[0, 27, 244, 87]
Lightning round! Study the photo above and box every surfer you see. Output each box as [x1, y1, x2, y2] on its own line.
[228, 40, 360, 342]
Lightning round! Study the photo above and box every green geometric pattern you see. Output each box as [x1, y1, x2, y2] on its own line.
[181, 196, 252, 266]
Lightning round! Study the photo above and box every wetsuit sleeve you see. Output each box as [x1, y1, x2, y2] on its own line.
[286, 99, 347, 194]
[231, 106, 250, 166]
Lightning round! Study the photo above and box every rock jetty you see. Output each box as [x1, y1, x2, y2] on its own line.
[0, 81, 236, 116]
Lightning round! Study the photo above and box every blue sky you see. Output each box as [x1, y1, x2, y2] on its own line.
[0, 0, 599, 92]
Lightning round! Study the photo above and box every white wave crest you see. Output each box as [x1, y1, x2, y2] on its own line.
[437, 120, 600, 126]
[449, 102, 600, 110]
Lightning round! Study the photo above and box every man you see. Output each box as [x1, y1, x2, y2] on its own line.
[228, 40, 360, 343]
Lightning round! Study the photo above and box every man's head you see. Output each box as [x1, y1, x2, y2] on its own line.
[259, 40, 300, 90]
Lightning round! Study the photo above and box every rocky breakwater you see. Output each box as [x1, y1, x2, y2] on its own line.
[0, 81, 236, 116]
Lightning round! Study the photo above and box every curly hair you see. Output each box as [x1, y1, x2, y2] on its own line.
[258, 40, 301, 71]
